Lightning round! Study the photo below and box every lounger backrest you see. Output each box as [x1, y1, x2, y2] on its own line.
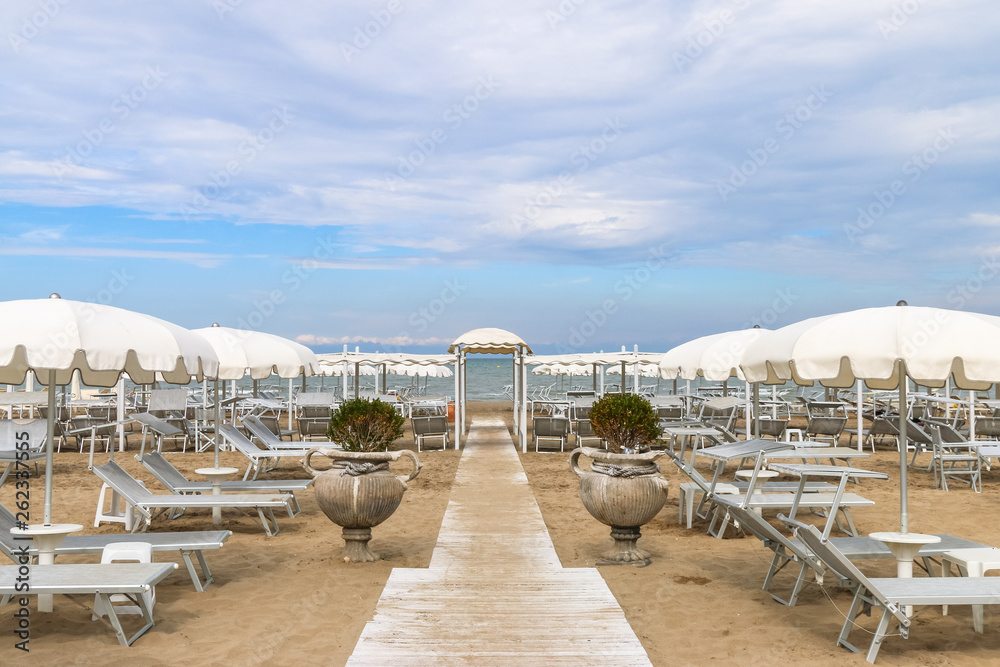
[715, 498, 815, 565]
[0, 419, 47, 451]
[782, 516, 900, 616]
[242, 416, 281, 446]
[0, 503, 19, 560]
[667, 453, 712, 494]
[92, 462, 155, 502]
[147, 388, 188, 414]
[137, 451, 189, 492]
[412, 416, 447, 436]
[219, 423, 263, 455]
[534, 417, 568, 437]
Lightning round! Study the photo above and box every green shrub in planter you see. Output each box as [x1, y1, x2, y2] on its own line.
[326, 398, 405, 452]
[589, 394, 662, 454]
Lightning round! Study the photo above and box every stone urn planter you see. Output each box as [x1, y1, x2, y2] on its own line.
[570, 447, 669, 566]
[303, 447, 421, 562]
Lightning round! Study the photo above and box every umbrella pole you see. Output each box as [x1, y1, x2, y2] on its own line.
[752, 382, 760, 439]
[898, 361, 908, 533]
[214, 377, 221, 469]
[44, 369, 56, 526]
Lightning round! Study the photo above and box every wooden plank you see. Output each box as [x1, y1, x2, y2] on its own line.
[348, 418, 652, 666]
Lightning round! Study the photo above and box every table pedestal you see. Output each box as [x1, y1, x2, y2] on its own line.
[195, 467, 239, 525]
[735, 469, 779, 516]
[870, 531, 941, 616]
[9, 523, 83, 612]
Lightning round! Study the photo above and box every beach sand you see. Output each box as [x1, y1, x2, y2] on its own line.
[3, 401, 1000, 665]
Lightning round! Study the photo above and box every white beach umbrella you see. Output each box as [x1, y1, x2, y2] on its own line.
[0, 294, 219, 526]
[741, 302, 1000, 533]
[658, 327, 769, 381]
[194, 325, 318, 380]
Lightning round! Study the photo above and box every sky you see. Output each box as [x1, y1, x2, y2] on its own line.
[1, 0, 998, 356]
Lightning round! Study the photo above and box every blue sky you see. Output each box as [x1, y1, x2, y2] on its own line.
[1, 1, 998, 354]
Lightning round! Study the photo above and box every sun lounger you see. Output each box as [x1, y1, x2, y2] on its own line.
[714, 497, 988, 606]
[0, 503, 230, 591]
[668, 452, 835, 528]
[0, 419, 47, 488]
[242, 414, 339, 451]
[0, 562, 177, 645]
[137, 451, 312, 516]
[91, 461, 294, 536]
[785, 515, 1000, 663]
[219, 423, 313, 480]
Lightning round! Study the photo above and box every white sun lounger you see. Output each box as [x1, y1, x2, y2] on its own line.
[242, 414, 341, 451]
[714, 497, 989, 606]
[137, 451, 312, 517]
[786, 515, 1000, 663]
[91, 461, 294, 536]
[0, 503, 230, 591]
[219, 423, 313, 480]
[0, 562, 177, 645]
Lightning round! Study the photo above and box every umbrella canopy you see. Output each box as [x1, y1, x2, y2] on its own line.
[0, 295, 219, 525]
[741, 306, 1000, 390]
[740, 302, 1000, 533]
[658, 328, 769, 381]
[193, 325, 319, 380]
[607, 363, 660, 378]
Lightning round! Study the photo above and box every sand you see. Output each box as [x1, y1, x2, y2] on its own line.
[3, 402, 1000, 665]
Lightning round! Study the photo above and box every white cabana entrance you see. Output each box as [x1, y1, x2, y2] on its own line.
[448, 328, 533, 451]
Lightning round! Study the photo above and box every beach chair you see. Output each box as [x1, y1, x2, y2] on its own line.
[242, 415, 333, 451]
[0, 419, 47, 488]
[90, 461, 294, 536]
[667, 451, 836, 530]
[137, 451, 312, 516]
[715, 496, 989, 606]
[0, 502, 230, 591]
[928, 425, 982, 492]
[533, 416, 569, 452]
[145, 388, 191, 451]
[411, 415, 449, 451]
[784, 515, 1000, 663]
[0, 562, 177, 645]
[219, 423, 314, 480]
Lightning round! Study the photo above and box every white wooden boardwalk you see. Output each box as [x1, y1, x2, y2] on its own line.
[347, 417, 652, 666]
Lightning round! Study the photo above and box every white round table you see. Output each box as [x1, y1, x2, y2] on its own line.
[194, 467, 239, 525]
[735, 469, 779, 515]
[9, 523, 83, 612]
[870, 531, 941, 616]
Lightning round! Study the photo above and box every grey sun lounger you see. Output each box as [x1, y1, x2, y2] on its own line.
[714, 496, 990, 607]
[137, 451, 312, 516]
[219, 423, 314, 480]
[0, 562, 177, 645]
[242, 414, 341, 451]
[91, 461, 294, 536]
[0, 503, 230, 591]
[785, 515, 1000, 663]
